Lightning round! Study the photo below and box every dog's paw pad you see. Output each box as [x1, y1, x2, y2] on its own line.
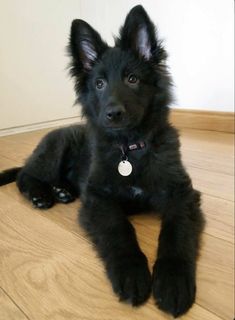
[31, 196, 54, 209]
[52, 187, 75, 203]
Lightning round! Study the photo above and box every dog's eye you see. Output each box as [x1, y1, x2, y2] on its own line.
[127, 74, 138, 84]
[96, 79, 105, 90]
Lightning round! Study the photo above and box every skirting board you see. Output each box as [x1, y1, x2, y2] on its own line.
[0, 116, 83, 137]
[170, 109, 234, 133]
[0, 110, 234, 137]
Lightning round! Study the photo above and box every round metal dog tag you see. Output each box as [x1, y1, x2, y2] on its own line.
[118, 160, 132, 176]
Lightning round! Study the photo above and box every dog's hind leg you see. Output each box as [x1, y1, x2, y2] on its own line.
[17, 172, 55, 209]
[16, 126, 81, 209]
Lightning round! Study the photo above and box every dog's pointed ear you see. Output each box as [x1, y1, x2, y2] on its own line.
[69, 20, 107, 71]
[118, 5, 165, 62]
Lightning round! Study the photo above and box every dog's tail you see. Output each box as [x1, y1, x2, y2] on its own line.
[0, 167, 22, 186]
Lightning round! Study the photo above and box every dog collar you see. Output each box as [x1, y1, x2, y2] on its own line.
[119, 141, 146, 157]
[117, 141, 146, 177]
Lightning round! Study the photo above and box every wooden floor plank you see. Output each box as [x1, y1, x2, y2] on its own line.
[180, 129, 234, 152]
[182, 149, 234, 176]
[0, 139, 33, 164]
[201, 195, 234, 243]
[0, 128, 54, 146]
[0, 157, 19, 171]
[197, 235, 234, 320]
[187, 166, 234, 202]
[0, 288, 29, 320]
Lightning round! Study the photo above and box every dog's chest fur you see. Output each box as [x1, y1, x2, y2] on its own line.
[88, 141, 163, 203]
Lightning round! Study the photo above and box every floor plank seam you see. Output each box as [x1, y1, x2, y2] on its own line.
[196, 302, 227, 320]
[187, 164, 234, 177]
[200, 191, 234, 203]
[0, 154, 25, 165]
[203, 230, 234, 245]
[185, 164, 234, 176]
[0, 286, 31, 320]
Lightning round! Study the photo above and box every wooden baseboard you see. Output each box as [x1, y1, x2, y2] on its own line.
[170, 109, 234, 133]
[0, 110, 234, 137]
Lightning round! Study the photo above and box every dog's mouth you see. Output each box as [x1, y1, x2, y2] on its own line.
[103, 117, 142, 132]
[106, 126, 126, 131]
[103, 119, 130, 131]
[104, 125, 127, 131]
[103, 122, 141, 135]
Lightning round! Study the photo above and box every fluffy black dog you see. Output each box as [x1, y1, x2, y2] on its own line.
[0, 5, 205, 317]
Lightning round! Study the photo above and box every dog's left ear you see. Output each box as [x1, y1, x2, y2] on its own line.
[118, 5, 165, 62]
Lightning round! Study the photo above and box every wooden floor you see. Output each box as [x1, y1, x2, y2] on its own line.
[0, 127, 234, 320]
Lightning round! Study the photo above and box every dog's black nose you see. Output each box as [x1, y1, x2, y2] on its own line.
[106, 105, 125, 122]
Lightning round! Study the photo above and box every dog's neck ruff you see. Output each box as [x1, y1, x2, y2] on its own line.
[117, 141, 146, 177]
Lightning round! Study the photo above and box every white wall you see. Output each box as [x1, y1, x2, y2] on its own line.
[79, 0, 234, 112]
[0, 0, 234, 131]
[0, 0, 81, 130]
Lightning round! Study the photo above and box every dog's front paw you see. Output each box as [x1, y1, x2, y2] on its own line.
[107, 252, 151, 306]
[153, 258, 196, 318]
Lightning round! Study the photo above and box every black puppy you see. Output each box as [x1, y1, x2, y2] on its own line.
[0, 5, 205, 317]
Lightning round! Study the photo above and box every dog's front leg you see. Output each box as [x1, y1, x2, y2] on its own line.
[79, 194, 151, 306]
[152, 187, 205, 317]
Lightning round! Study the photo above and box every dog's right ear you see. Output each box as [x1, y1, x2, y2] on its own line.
[69, 20, 107, 73]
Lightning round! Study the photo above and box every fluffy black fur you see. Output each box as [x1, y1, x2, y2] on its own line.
[0, 5, 205, 317]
